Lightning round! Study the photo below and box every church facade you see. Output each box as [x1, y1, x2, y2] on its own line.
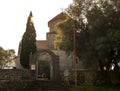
[36, 12, 73, 71]
[16, 12, 82, 73]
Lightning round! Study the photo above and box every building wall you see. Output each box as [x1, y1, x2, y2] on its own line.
[16, 12, 82, 73]
[15, 56, 23, 69]
[52, 50, 73, 71]
[47, 32, 56, 50]
[47, 12, 83, 72]
[47, 12, 68, 50]
[52, 50, 85, 72]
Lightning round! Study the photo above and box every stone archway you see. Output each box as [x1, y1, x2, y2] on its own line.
[29, 49, 60, 81]
[37, 52, 51, 80]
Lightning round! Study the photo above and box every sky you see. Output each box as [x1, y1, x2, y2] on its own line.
[0, 0, 73, 54]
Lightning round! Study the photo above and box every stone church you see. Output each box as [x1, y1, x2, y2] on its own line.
[16, 12, 83, 75]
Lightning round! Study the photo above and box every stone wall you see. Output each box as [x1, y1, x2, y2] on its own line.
[61, 70, 120, 85]
[52, 50, 85, 72]
[0, 69, 30, 80]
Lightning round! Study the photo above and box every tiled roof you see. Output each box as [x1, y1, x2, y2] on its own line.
[48, 12, 68, 27]
[36, 40, 48, 49]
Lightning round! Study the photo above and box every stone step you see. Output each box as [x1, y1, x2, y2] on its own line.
[31, 80, 68, 90]
[41, 90, 69, 91]
[0, 80, 68, 91]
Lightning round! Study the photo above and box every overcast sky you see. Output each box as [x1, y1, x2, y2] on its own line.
[0, 0, 72, 54]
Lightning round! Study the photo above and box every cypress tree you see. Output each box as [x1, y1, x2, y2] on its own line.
[20, 11, 37, 69]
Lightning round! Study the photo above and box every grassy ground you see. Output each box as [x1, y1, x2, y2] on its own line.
[69, 85, 120, 91]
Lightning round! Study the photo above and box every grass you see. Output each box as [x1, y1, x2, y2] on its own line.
[69, 85, 120, 91]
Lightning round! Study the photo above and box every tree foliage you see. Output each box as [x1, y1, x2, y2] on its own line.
[85, 0, 120, 71]
[0, 47, 16, 69]
[0, 47, 7, 69]
[56, 0, 120, 71]
[20, 12, 37, 69]
[55, 17, 74, 52]
[55, 16, 81, 55]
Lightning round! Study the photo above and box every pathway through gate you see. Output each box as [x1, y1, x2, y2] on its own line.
[30, 49, 60, 81]
[37, 52, 51, 80]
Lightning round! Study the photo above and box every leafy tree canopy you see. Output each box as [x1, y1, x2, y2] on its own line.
[0, 47, 16, 69]
[56, 0, 120, 70]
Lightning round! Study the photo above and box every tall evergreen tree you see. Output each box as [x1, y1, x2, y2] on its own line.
[20, 11, 37, 69]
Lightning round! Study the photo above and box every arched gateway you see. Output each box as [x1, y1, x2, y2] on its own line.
[29, 49, 60, 81]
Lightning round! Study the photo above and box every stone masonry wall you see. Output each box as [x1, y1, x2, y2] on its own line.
[61, 70, 120, 85]
[0, 69, 31, 80]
